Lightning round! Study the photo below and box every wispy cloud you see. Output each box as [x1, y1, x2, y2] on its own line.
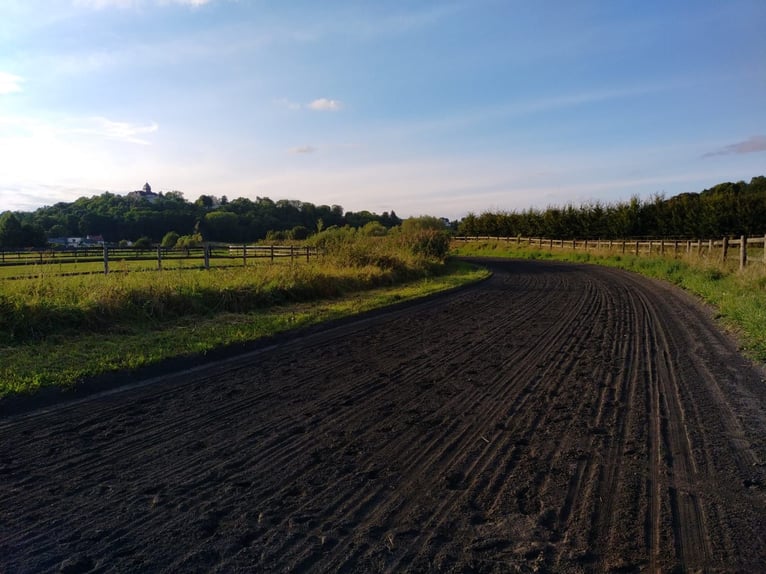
[170, 0, 213, 5]
[290, 145, 317, 154]
[373, 84, 672, 142]
[703, 135, 766, 158]
[0, 72, 23, 95]
[0, 114, 158, 145]
[74, 0, 214, 8]
[308, 98, 343, 112]
[0, 183, 106, 211]
[70, 117, 159, 144]
[274, 98, 302, 111]
[316, 3, 467, 42]
[275, 97, 344, 112]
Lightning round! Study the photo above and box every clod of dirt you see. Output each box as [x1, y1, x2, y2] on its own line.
[743, 478, 764, 489]
[445, 471, 467, 490]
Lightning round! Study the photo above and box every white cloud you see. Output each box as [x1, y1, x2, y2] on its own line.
[0, 72, 23, 95]
[308, 98, 343, 111]
[275, 97, 344, 112]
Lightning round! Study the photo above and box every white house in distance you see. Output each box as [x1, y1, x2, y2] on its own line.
[49, 235, 105, 248]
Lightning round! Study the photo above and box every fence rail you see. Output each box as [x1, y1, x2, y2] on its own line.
[0, 244, 321, 278]
[453, 234, 766, 269]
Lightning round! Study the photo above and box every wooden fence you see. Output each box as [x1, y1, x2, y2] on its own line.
[454, 235, 766, 270]
[0, 244, 321, 277]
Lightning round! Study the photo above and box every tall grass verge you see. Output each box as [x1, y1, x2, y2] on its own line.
[0, 225, 484, 397]
[452, 240, 766, 363]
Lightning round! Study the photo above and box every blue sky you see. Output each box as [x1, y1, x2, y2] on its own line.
[1, 0, 764, 219]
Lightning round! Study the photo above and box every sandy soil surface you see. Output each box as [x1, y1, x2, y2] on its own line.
[2, 258, 765, 573]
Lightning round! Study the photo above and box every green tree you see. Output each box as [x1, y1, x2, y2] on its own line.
[360, 221, 388, 236]
[161, 231, 180, 249]
[0, 212, 23, 248]
[133, 236, 152, 249]
[47, 224, 67, 238]
[203, 211, 240, 242]
[401, 216, 448, 233]
[176, 233, 202, 249]
[290, 225, 310, 240]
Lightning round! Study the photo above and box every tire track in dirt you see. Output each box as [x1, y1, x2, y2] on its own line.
[257, 269, 583, 571]
[2, 258, 765, 573]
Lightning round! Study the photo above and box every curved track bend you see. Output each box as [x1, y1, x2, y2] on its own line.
[2, 258, 765, 573]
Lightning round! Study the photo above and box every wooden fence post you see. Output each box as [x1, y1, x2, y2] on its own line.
[103, 245, 109, 275]
[270, 245, 275, 263]
[648, 241, 653, 256]
[722, 236, 728, 262]
[242, 244, 247, 266]
[740, 235, 747, 270]
[635, 241, 640, 256]
[622, 240, 626, 254]
[204, 243, 210, 269]
[660, 240, 665, 256]
[306, 246, 310, 262]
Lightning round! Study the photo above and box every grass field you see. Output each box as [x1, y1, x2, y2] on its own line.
[0, 247, 312, 279]
[0, 233, 487, 397]
[452, 239, 766, 363]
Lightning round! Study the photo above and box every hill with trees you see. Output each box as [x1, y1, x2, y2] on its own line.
[0, 187, 401, 248]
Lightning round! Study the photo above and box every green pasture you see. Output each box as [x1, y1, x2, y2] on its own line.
[0, 248, 312, 279]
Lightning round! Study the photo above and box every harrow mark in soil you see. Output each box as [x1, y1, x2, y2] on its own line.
[2, 258, 765, 572]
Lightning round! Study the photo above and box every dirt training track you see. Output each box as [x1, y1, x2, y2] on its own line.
[2, 259, 766, 573]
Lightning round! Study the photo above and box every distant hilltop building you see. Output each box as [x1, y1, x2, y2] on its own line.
[128, 182, 159, 203]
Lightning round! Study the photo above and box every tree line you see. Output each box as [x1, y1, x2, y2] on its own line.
[1, 176, 764, 249]
[0, 190, 402, 248]
[458, 176, 766, 240]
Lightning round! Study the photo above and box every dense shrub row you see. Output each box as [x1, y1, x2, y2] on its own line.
[458, 176, 766, 239]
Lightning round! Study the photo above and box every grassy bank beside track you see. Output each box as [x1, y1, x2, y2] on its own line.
[0, 259, 488, 398]
[452, 240, 766, 364]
